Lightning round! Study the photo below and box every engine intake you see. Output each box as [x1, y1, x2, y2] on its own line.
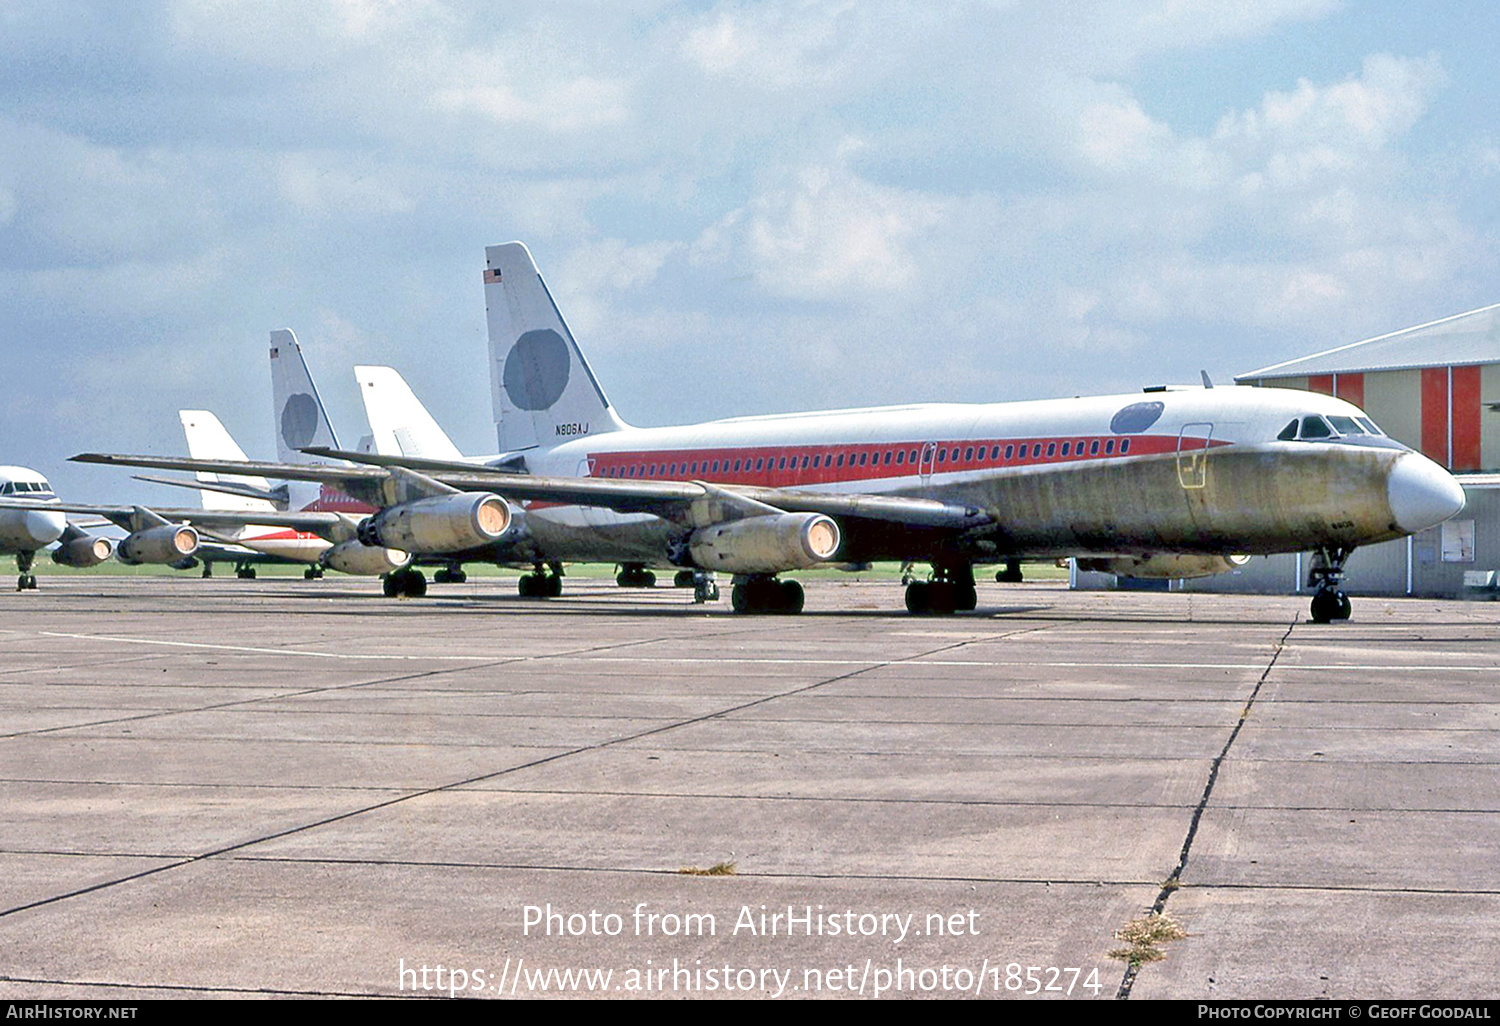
[117, 524, 199, 565]
[356, 493, 511, 554]
[688, 513, 841, 574]
[51, 535, 115, 568]
[320, 539, 412, 576]
[1077, 553, 1251, 580]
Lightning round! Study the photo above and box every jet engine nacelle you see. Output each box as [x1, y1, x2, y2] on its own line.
[117, 524, 199, 565]
[320, 539, 412, 576]
[356, 493, 511, 554]
[51, 535, 115, 568]
[688, 513, 841, 573]
[1077, 553, 1251, 579]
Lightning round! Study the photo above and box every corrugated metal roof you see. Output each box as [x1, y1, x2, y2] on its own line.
[1237, 302, 1500, 380]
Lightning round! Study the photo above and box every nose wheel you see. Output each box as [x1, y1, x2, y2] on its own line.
[16, 552, 38, 590]
[1307, 546, 1354, 623]
[1309, 587, 1351, 623]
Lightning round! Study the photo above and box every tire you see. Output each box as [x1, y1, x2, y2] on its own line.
[905, 581, 930, 614]
[780, 579, 804, 614]
[403, 572, 427, 598]
[544, 574, 563, 598]
[383, 574, 401, 597]
[1310, 589, 1350, 623]
[927, 581, 957, 615]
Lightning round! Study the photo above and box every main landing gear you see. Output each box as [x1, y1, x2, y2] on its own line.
[235, 562, 257, 580]
[1308, 546, 1353, 623]
[730, 574, 802, 614]
[383, 567, 427, 597]
[433, 564, 467, 584]
[518, 562, 563, 598]
[615, 564, 656, 588]
[15, 551, 37, 591]
[303, 565, 324, 581]
[994, 559, 1023, 583]
[905, 563, 977, 615]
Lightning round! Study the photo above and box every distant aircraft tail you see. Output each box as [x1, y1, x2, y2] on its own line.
[270, 329, 341, 464]
[179, 411, 278, 513]
[354, 366, 465, 461]
[484, 242, 628, 454]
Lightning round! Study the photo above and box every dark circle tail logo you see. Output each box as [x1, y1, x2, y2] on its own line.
[1110, 401, 1165, 434]
[280, 393, 321, 449]
[503, 328, 571, 411]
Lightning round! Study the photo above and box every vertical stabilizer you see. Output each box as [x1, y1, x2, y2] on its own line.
[355, 366, 465, 461]
[269, 329, 341, 464]
[179, 411, 277, 513]
[484, 242, 628, 454]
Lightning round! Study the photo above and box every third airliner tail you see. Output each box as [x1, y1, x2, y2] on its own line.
[270, 329, 341, 464]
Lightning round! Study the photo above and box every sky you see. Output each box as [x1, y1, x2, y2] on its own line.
[4, 0, 1499, 501]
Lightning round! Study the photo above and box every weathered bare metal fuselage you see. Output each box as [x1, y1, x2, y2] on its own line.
[479, 386, 1438, 571]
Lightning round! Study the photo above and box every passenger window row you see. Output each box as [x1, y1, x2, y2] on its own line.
[590, 435, 1136, 481]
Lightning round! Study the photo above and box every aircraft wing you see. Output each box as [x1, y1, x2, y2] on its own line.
[0, 496, 355, 540]
[71, 452, 991, 531]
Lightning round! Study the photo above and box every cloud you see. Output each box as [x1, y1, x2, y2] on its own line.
[693, 141, 946, 301]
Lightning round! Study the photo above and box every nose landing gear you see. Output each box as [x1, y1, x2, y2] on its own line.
[1308, 546, 1353, 623]
[16, 551, 37, 590]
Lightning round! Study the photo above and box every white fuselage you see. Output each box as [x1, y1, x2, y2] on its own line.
[0, 467, 66, 557]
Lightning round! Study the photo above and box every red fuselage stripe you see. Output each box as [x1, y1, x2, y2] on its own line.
[584, 433, 1221, 488]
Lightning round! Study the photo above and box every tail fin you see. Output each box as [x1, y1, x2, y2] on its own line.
[484, 242, 628, 453]
[354, 366, 465, 461]
[178, 410, 277, 513]
[269, 329, 341, 464]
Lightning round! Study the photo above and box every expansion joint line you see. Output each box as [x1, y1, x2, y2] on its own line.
[1116, 617, 1297, 1000]
[0, 622, 1053, 923]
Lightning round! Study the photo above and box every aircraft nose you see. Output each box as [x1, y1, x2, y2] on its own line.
[1386, 452, 1466, 534]
[23, 510, 66, 547]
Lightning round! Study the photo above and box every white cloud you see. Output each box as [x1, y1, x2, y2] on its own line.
[276, 154, 416, 217]
[695, 142, 946, 300]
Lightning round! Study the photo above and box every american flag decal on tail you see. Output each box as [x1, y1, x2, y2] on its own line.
[484, 268, 501, 284]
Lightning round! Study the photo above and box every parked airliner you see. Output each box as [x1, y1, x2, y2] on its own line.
[1, 466, 115, 589]
[71, 242, 1466, 621]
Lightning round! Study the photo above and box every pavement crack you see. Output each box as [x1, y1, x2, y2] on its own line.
[1115, 616, 1296, 1000]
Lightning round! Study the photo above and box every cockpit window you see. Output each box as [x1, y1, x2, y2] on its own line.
[1299, 415, 1333, 439]
[1277, 420, 1299, 441]
[1327, 415, 1364, 435]
[1356, 417, 1383, 436]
